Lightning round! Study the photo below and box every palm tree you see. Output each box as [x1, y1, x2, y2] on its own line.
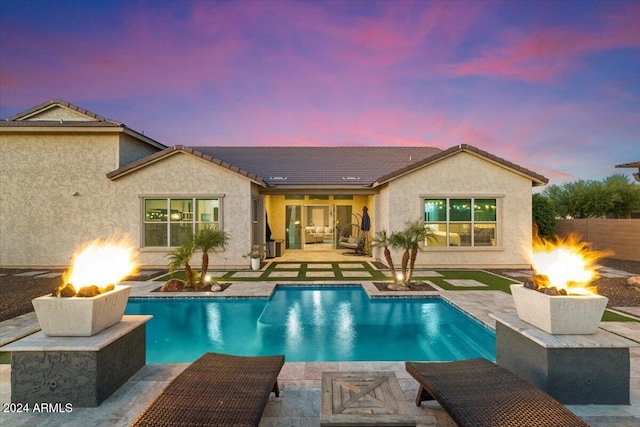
[371, 230, 398, 282]
[390, 230, 412, 287]
[194, 227, 229, 288]
[389, 220, 436, 285]
[404, 220, 435, 283]
[167, 239, 196, 287]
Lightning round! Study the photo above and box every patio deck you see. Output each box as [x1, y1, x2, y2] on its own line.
[1, 267, 639, 426]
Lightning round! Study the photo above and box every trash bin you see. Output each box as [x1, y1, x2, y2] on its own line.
[267, 241, 276, 259]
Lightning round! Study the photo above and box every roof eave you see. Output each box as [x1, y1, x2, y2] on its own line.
[107, 145, 266, 187]
[373, 144, 549, 187]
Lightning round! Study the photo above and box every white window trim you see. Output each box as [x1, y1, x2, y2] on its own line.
[139, 195, 225, 248]
[420, 195, 503, 249]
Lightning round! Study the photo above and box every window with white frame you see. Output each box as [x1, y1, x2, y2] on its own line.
[423, 198, 497, 247]
[143, 197, 220, 247]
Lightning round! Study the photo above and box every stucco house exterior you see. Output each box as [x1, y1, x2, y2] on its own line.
[0, 100, 548, 269]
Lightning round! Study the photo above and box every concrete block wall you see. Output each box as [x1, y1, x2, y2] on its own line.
[556, 219, 640, 262]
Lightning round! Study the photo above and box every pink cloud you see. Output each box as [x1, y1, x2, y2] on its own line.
[450, 3, 640, 83]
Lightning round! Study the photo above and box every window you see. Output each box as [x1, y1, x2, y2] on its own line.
[424, 198, 497, 247]
[143, 197, 220, 247]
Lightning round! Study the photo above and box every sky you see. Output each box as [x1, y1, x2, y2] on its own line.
[1, 0, 638, 186]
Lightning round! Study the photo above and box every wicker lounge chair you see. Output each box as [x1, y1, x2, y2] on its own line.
[406, 358, 590, 427]
[132, 352, 285, 427]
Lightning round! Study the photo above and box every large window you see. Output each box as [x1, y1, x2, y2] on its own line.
[424, 198, 497, 247]
[143, 197, 220, 247]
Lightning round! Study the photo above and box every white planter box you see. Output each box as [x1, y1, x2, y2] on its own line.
[32, 285, 131, 336]
[510, 284, 608, 335]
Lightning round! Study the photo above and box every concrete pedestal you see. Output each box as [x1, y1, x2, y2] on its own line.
[491, 313, 636, 405]
[4, 315, 151, 407]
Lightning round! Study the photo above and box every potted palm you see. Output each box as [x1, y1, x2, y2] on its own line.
[243, 244, 263, 270]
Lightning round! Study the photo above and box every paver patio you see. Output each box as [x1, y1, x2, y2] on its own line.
[1, 262, 639, 426]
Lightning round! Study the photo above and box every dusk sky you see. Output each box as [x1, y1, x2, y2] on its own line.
[1, 0, 638, 185]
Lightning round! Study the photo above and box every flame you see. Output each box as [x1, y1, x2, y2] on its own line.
[530, 234, 612, 295]
[62, 237, 138, 289]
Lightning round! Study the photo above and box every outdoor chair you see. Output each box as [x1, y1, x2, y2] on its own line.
[131, 352, 285, 427]
[406, 358, 590, 427]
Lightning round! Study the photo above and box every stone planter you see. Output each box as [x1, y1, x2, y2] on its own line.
[32, 285, 131, 336]
[251, 257, 261, 271]
[510, 284, 608, 335]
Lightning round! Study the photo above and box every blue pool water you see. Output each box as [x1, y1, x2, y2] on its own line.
[125, 286, 495, 363]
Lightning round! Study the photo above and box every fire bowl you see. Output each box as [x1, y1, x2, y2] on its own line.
[32, 285, 131, 336]
[510, 284, 608, 335]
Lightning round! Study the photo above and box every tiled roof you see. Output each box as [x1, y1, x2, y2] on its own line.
[108, 144, 548, 187]
[0, 120, 121, 127]
[374, 144, 548, 186]
[193, 146, 442, 186]
[107, 145, 266, 185]
[6, 99, 118, 123]
[615, 161, 640, 168]
[1, 99, 166, 149]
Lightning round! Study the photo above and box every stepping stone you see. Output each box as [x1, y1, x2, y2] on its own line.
[307, 263, 333, 270]
[230, 271, 264, 278]
[599, 272, 629, 278]
[274, 263, 301, 269]
[445, 279, 488, 287]
[135, 270, 163, 278]
[306, 271, 335, 278]
[504, 272, 532, 278]
[15, 271, 48, 277]
[342, 271, 373, 278]
[268, 271, 299, 278]
[338, 263, 365, 269]
[412, 270, 443, 277]
[599, 267, 634, 277]
[36, 272, 63, 278]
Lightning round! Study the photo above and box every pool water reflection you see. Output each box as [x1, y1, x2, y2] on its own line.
[125, 286, 495, 363]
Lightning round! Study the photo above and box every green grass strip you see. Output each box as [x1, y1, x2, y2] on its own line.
[602, 310, 638, 322]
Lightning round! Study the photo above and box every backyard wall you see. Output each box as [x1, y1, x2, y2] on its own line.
[556, 219, 640, 262]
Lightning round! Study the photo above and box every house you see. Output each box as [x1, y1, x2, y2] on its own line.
[0, 100, 548, 269]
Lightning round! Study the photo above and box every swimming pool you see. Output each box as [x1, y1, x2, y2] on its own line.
[125, 286, 495, 363]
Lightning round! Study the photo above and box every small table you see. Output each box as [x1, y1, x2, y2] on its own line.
[4, 315, 151, 407]
[321, 371, 415, 426]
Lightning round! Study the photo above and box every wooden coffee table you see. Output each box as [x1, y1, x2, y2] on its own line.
[321, 371, 415, 426]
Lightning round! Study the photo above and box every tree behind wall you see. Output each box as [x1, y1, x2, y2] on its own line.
[532, 193, 557, 238]
[543, 174, 640, 219]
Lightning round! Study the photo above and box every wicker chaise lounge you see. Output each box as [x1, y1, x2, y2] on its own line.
[406, 358, 590, 427]
[132, 352, 285, 427]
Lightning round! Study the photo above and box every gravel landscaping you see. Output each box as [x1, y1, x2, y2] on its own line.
[1, 259, 638, 323]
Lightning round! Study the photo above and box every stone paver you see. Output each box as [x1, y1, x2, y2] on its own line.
[2, 263, 639, 427]
[230, 271, 264, 278]
[275, 263, 302, 269]
[306, 271, 335, 278]
[269, 271, 300, 278]
[445, 279, 488, 287]
[338, 263, 365, 269]
[36, 272, 63, 278]
[412, 270, 444, 277]
[306, 263, 333, 269]
[14, 270, 48, 277]
[341, 270, 373, 278]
